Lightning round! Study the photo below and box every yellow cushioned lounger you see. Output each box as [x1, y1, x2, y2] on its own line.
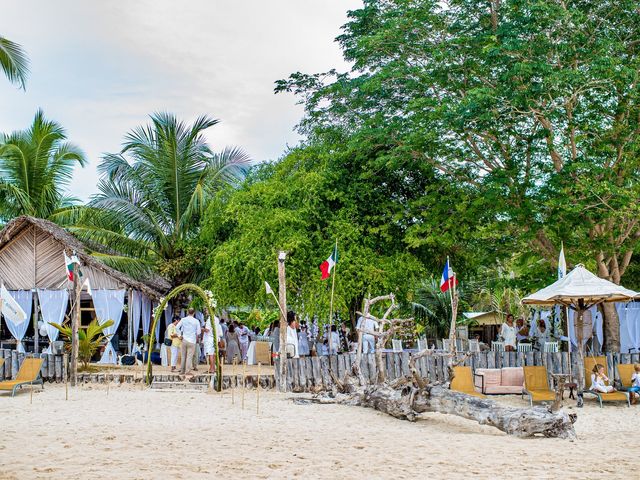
[450, 366, 485, 398]
[584, 356, 629, 407]
[616, 364, 634, 390]
[523, 365, 556, 407]
[0, 357, 44, 397]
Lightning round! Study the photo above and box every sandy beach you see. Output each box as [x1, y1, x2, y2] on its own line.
[0, 385, 637, 479]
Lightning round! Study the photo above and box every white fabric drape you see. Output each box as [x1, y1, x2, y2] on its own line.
[162, 302, 173, 343]
[129, 291, 142, 350]
[617, 302, 640, 354]
[37, 289, 69, 354]
[568, 306, 602, 351]
[5, 291, 33, 353]
[141, 295, 152, 337]
[93, 289, 126, 364]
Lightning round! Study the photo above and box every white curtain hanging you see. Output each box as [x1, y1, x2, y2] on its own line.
[93, 289, 126, 364]
[141, 295, 151, 337]
[129, 291, 142, 350]
[568, 306, 602, 351]
[162, 302, 173, 343]
[5, 291, 33, 353]
[37, 289, 69, 354]
[617, 302, 640, 354]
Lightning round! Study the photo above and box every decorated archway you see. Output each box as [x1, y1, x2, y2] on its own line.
[145, 283, 221, 391]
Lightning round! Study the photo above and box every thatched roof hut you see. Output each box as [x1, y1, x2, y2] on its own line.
[0, 216, 169, 299]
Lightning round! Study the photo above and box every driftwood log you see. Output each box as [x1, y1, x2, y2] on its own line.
[304, 374, 577, 439]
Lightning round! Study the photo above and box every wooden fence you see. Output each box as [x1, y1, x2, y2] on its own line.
[276, 351, 640, 392]
[0, 349, 66, 382]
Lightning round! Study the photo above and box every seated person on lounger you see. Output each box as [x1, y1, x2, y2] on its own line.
[629, 364, 640, 403]
[590, 364, 616, 394]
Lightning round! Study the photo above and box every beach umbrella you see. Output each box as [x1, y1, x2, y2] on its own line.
[522, 264, 639, 406]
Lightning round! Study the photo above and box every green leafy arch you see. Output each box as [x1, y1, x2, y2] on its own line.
[145, 283, 221, 390]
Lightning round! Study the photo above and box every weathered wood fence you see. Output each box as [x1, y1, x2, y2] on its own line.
[276, 351, 640, 393]
[0, 349, 66, 382]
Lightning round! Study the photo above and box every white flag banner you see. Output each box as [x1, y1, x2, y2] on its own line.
[1, 284, 27, 325]
[265, 281, 274, 296]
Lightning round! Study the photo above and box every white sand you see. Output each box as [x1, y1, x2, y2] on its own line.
[0, 385, 638, 479]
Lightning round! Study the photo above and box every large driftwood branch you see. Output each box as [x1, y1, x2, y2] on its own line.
[299, 380, 577, 439]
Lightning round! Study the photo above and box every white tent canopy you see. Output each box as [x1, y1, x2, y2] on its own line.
[522, 265, 638, 307]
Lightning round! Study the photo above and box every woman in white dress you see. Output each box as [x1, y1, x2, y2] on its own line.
[500, 314, 517, 351]
[297, 325, 310, 356]
[202, 316, 223, 373]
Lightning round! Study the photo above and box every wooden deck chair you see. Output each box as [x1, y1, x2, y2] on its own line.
[255, 342, 272, 365]
[522, 366, 555, 407]
[616, 364, 635, 390]
[392, 339, 403, 353]
[517, 343, 533, 353]
[450, 366, 485, 398]
[0, 357, 44, 397]
[543, 342, 559, 353]
[583, 356, 629, 407]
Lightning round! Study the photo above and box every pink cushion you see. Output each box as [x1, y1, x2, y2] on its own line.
[475, 369, 501, 389]
[485, 385, 523, 395]
[501, 367, 524, 387]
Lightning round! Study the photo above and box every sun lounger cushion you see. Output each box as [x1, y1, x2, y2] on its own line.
[475, 367, 524, 394]
[450, 366, 485, 398]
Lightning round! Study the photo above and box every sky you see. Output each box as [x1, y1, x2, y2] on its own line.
[0, 0, 361, 200]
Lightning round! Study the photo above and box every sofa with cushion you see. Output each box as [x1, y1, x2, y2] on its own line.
[473, 367, 524, 394]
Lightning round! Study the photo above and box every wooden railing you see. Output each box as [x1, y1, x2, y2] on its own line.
[275, 351, 640, 392]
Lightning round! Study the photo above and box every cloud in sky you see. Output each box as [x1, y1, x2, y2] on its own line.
[0, 0, 361, 200]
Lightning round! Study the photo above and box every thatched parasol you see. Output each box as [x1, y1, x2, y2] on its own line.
[522, 264, 638, 406]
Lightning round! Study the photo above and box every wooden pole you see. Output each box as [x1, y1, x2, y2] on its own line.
[70, 255, 80, 387]
[328, 239, 338, 354]
[63, 353, 68, 400]
[231, 356, 236, 404]
[241, 361, 246, 410]
[277, 251, 288, 392]
[33, 292, 39, 354]
[257, 362, 261, 415]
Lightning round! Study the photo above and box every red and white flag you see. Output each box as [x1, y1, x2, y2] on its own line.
[319, 244, 338, 280]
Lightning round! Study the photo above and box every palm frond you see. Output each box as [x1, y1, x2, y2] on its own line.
[0, 36, 29, 89]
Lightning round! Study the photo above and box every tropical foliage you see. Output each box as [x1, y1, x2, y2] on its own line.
[74, 112, 251, 283]
[0, 110, 86, 223]
[51, 319, 114, 370]
[0, 35, 28, 89]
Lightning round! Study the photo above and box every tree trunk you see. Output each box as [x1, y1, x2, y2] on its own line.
[601, 302, 620, 352]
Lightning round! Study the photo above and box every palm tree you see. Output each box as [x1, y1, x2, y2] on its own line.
[0, 36, 28, 89]
[0, 110, 86, 222]
[76, 112, 251, 281]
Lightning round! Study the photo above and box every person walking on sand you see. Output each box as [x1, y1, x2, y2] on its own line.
[167, 316, 181, 372]
[177, 308, 201, 374]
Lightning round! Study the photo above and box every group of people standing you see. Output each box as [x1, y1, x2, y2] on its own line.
[165, 308, 256, 374]
[499, 313, 552, 351]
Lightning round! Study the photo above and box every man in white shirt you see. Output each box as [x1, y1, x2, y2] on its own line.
[177, 308, 201, 374]
[286, 311, 299, 358]
[357, 315, 378, 354]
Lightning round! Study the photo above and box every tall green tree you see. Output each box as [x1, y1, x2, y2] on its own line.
[0, 110, 86, 222]
[77, 112, 251, 283]
[0, 35, 28, 89]
[277, 0, 640, 350]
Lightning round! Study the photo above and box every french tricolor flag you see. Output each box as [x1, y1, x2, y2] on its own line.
[440, 258, 458, 293]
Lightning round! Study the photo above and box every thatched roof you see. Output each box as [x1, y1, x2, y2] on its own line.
[0, 216, 170, 298]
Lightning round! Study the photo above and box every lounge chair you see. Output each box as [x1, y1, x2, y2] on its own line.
[0, 357, 44, 397]
[616, 364, 635, 390]
[450, 366, 485, 398]
[522, 366, 555, 406]
[583, 356, 629, 407]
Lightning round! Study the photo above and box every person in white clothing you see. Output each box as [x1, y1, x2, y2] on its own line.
[176, 308, 201, 374]
[590, 363, 616, 393]
[285, 311, 299, 358]
[326, 325, 340, 354]
[203, 316, 223, 373]
[357, 315, 378, 353]
[500, 314, 517, 351]
[297, 325, 310, 356]
[237, 322, 251, 361]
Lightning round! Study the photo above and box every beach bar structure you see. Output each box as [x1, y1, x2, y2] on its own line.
[0, 216, 170, 361]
